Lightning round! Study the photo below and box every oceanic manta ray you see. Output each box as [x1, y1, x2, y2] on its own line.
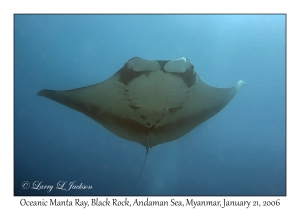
[38, 57, 246, 176]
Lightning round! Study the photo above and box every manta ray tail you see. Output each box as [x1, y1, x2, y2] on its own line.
[139, 147, 149, 179]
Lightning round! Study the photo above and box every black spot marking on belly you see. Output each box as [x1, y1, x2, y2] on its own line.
[140, 114, 146, 119]
[168, 106, 182, 113]
[129, 105, 140, 110]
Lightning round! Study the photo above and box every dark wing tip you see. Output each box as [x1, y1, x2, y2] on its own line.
[37, 89, 45, 96]
[37, 89, 56, 98]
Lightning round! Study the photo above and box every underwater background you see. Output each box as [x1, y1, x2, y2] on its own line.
[14, 14, 286, 196]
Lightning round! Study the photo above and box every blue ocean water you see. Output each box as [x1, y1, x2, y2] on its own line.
[14, 14, 286, 196]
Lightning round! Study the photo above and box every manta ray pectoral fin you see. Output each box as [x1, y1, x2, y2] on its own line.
[38, 89, 65, 103]
[235, 80, 247, 92]
[160, 78, 247, 144]
[37, 89, 81, 111]
[37, 89, 89, 114]
[37, 83, 107, 118]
